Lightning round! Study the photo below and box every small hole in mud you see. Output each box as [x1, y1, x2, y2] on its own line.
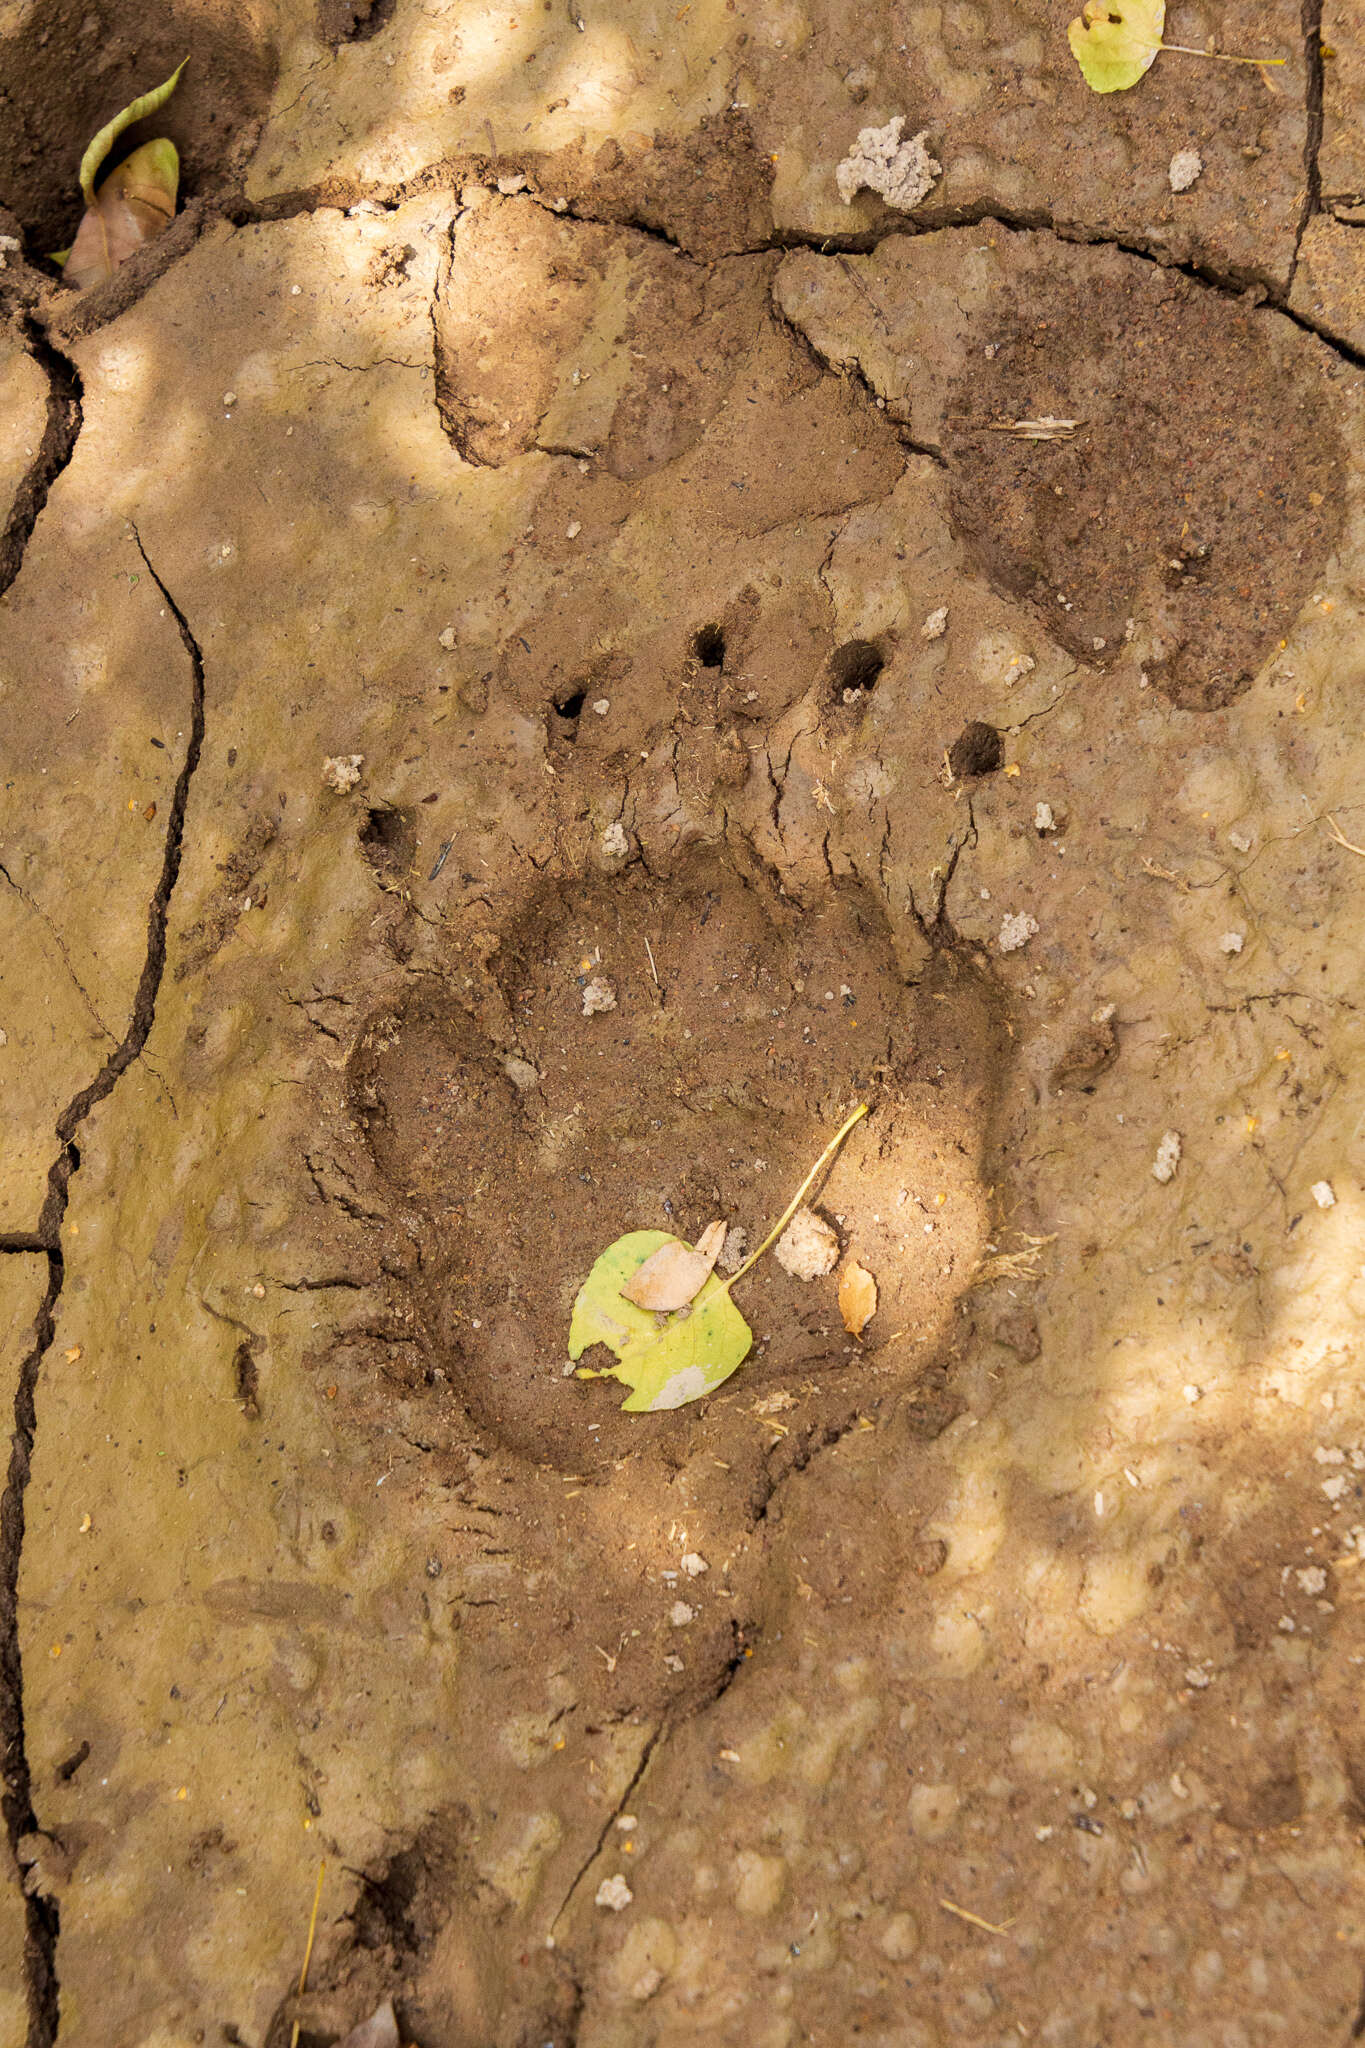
[827, 639, 885, 701]
[319, 0, 396, 40]
[551, 686, 586, 736]
[691, 623, 726, 667]
[232, 1340, 260, 1421]
[54, 1739, 90, 1784]
[358, 805, 417, 882]
[949, 721, 1003, 779]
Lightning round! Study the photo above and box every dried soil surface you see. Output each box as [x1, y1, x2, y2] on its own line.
[3, 6, 1365, 2048]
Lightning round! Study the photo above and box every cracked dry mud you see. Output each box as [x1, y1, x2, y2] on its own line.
[3, 2, 1365, 2045]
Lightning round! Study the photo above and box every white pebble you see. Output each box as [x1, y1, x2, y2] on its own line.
[1219, 931, 1243, 955]
[1152, 1131, 1182, 1184]
[595, 1874, 633, 1911]
[774, 1207, 839, 1280]
[669, 1601, 696, 1627]
[1169, 149, 1204, 193]
[1311, 1180, 1336, 1209]
[438, 626, 456, 649]
[1182, 1383, 1202, 1404]
[320, 754, 363, 794]
[592, 698, 610, 715]
[1034, 802, 1055, 833]
[680, 1553, 708, 1578]
[920, 606, 948, 640]
[999, 911, 1039, 954]
[581, 977, 617, 1018]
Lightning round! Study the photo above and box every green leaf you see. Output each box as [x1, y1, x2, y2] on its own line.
[568, 1230, 752, 1412]
[1067, 0, 1164, 93]
[79, 59, 187, 206]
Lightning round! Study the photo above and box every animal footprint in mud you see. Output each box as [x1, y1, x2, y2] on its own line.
[345, 847, 1005, 1471]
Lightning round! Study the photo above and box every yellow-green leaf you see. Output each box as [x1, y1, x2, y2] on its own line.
[568, 1230, 752, 1412]
[1067, 0, 1164, 93]
[79, 60, 187, 205]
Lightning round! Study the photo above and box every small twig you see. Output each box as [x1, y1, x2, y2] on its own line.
[428, 837, 454, 881]
[289, 1861, 326, 2048]
[644, 935, 660, 986]
[720, 1103, 869, 1294]
[1323, 814, 1365, 859]
[1140, 855, 1191, 893]
[971, 1231, 1056, 1288]
[987, 416, 1082, 440]
[1160, 42, 1284, 66]
[940, 1897, 1015, 1935]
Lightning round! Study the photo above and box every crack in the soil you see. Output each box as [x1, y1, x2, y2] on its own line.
[549, 1721, 661, 1938]
[0, 1256, 61, 2048]
[0, 529, 206, 2046]
[1291, 0, 1327, 292]
[0, 321, 82, 603]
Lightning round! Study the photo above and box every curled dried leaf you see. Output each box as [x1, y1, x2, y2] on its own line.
[65, 138, 179, 290]
[79, 60, 187, 205]
[838, 1260, 878, 1336]
[620, 1218, 726, 1311]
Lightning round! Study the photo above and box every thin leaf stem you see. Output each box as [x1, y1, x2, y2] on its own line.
[720, 1102, 869, 1295]
[1158, 43, 1285, 65]
[289, 1860, 326, 2048]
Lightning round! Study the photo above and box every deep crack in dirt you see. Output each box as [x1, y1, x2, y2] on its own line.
[0, 322, 81, 604]
[0, 531, 206, 2044]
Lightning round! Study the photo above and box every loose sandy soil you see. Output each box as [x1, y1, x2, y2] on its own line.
[3, 4, 1365, 2046]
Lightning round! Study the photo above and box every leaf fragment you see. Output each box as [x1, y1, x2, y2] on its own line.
[620, 1218, 726, 1310]
[79, 60, 187, 206]
[1067, 0, 1164, 93]
[65, 137, 180, 290]
[838, 1260, 878, 1336]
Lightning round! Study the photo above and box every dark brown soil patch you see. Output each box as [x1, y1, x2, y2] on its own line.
[944, 264, 1344, 709]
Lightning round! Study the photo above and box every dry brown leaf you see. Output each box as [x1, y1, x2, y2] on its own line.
[65, 139, 179, 290]
[838, 1260, 878, 1336]
[619, 1218, 726, 1312]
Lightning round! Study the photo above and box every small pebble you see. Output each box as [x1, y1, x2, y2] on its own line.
[1169, 149, 1204, 193]
[999, 911, 1038, 954]
[581, 977, 617, 1018]
[1152, 1130, 1182, 1184]
[1311, 1180, 1336, 1209]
